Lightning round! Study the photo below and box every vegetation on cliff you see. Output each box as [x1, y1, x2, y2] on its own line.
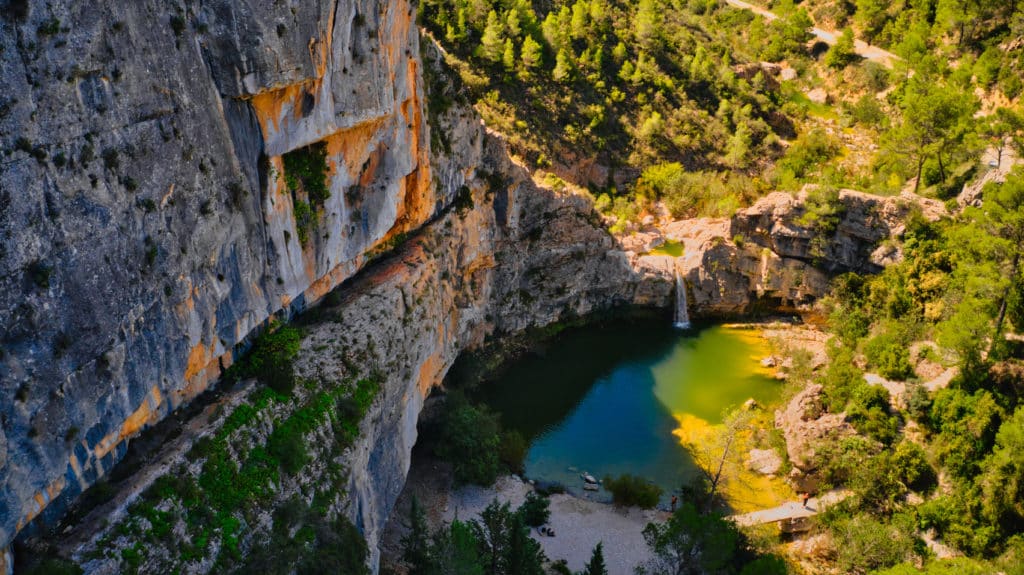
[793, 167, 1024, 573]
[418, 0, 1024, 573]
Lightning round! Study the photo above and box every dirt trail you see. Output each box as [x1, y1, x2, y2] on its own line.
[723, 0, 900, 68]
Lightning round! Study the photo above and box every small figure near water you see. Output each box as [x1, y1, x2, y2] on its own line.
[671, 495, 678, 512]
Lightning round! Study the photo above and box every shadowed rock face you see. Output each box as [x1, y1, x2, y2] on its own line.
[0, 0, 669, 563]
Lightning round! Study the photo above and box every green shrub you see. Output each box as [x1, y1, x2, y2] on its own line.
[518, 491, 550, 527]
[864, 331, 914, 381]
[283, 142, 330, 205]
[603, 474, 662, 508]
[226, 321, 302, 395]
[846, 383, 900, 445]
[499, 430, 527, 474]
[267, 427, 309, 474]
[435, 393, 502, 485]
[829, 513, 918, 573]
[892, 441, 936, 493]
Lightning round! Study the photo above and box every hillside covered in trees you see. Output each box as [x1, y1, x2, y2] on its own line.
[409, 0, 1024, 573]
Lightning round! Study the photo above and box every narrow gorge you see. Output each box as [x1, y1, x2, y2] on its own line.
[0, 0, 990, 573]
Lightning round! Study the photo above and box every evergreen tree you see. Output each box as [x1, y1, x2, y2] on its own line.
[582, 542, 609, 575]
[502, 39, 516, 72]
[570, 0, 589, 41]
[433, 519, 485, 575]
[825, 28, 859, 69]
[471, 500, 512, 575]
[886, 76, 977, 192]
[505, 513, 545, 575]
[640, 503, 740, 575]
[553, 48, 574, 82]
[635, 0, 662, 52]
[505, 8, 521, 38]
[855, 0, 887, 41]
[541, 13, 561, 51]
[480, 10, 505, 63]
[402, 497, 437, 575]
[520, 36, 543, 74]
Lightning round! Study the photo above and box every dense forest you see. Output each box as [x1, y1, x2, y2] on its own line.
[407, 0, 1024, 573]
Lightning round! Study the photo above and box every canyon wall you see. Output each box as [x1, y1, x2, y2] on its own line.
[654, 188, 948, 317]
[0, 0, 668, 569]
[35, 43, 668, 574]
[0, 0, 437, 555]
[0, 0, 942, 569]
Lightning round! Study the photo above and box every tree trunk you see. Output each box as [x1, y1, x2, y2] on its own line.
[706, 431, 736, 511]
[992, 253, 1021, 355]
[914, 153, 925, 193]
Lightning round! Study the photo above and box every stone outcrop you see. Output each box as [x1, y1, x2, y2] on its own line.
[42, 85, 666, 575]
[0, 0, 437, 550]
[654, 187, 947, 317]
[774, 384, 855, 490]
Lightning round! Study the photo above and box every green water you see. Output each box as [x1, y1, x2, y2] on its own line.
[467, 320, 781, 500]
[647, 240, 683, 257]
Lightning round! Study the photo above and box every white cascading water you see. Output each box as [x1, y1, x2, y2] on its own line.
[674, 268, 691, 329]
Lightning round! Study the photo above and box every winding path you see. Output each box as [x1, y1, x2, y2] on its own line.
[723, 0, 900, 68]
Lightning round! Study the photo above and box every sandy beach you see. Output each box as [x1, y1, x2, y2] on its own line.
[442, 475, 670, 573]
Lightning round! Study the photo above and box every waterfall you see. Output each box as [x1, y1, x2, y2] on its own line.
[674, 268, 691, 329]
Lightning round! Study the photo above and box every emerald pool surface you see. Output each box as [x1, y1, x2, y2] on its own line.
[468, 320, 781, 501]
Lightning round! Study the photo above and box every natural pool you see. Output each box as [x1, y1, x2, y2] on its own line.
[465, 319, 786, 510]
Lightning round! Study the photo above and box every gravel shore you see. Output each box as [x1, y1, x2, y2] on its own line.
[442, 475, 670, 573]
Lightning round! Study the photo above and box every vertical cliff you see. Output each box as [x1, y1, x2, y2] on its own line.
[0, 0, 671, 569]
[0, 0, 435, 552]
[8, 32, 668, 574]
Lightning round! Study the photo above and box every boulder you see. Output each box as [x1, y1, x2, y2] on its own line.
[774, 385, 856, 472]
[806, 88, 830, 104]
[747, 448, 783, 475]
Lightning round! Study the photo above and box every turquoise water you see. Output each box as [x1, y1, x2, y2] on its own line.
[468, 320, 781, 500]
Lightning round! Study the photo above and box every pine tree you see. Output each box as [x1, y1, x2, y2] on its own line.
[505, 512, 545, 575]
[520, 35, 543, 75]
[402, 497, 436, 575]
[506, 8, 521, 38]
[432, 519, 485, 575]
[582, 542, 609, 575]
[570, 0, 589, 41]
[553, 48, 573, 82]
[502, 38, 516, 72]
[480, 10, 505, 63]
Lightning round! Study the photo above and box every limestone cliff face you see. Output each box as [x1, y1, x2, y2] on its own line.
[0, 0, 665, 564]
[38, 44, 663, 573]
[655, 188, 948, 317]
[0, 0, 429, 551]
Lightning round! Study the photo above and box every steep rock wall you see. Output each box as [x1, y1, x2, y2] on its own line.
[45, 52, 666, 573]
[0, 0, 435, 551]
[656, 188, 948, 316]
[0, 1, 669, 569]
